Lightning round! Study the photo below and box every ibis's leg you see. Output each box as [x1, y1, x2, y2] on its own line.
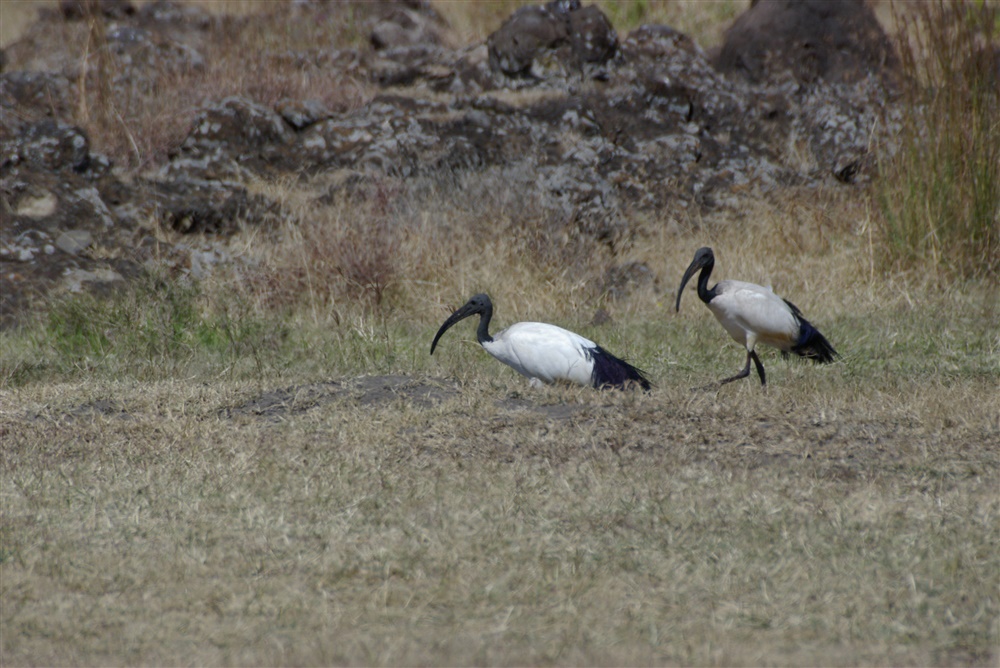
[719, 351, 753, 385]
[750, 350, 766, 386]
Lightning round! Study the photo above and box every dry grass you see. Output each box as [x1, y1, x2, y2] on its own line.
[1, 365, 997, 666]
[874, 0, 1000, 279]
[27, 2, 376, 170]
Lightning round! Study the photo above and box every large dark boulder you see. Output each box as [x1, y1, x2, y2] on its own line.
[713, 0, 898, 85]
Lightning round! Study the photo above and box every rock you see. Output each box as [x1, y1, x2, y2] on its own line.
[487, 1, 618, 80]
[14, 189, 58, 219]
[0, 71, 74, 139]
[713, 0, 899, 86]
[371, 7, 445, 50]
[568, 5, 619, 66]
[0, 0, 906, 327]
[164, 96, 294, 180]
[487, 3, 570, 76]
[144, 177, 279, 234]
[6, 120, 93, 173]
[792, 78, 898, 184]
[60, 0, 136, 20]
[104, 24, 205, 76]
[55, 230, 93, 255]
[276, 98, 333, 131]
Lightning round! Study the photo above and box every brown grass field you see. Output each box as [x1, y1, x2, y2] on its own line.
[1, 1, 999, 666]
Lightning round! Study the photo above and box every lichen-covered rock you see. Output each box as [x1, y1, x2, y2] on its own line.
[0, 71, 75, 139]
[488, 3, 570, 77]
[1, 157, 138, 328]
[792, 79, 901, 183]
[371, 7, 446, 50]
[165, 96, 293, 179]
[4, 120, 98, 174]
[103, 24, 205, 86]
[567, 5, 619, 67]
[275, 98, 333, 131]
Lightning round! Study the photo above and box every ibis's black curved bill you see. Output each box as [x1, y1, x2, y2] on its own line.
[430, 309, 470, 354]
[676, 247, 714, 312]
[430, 294, 491, 354]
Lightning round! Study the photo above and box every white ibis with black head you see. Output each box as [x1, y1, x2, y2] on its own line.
[430, 293, 651, 391]
[676, 247, 838, 387]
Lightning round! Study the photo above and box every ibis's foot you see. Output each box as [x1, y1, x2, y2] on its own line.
[718, 352, 754, 386]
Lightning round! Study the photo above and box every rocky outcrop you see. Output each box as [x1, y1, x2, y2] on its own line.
[0, 0, 902, 327]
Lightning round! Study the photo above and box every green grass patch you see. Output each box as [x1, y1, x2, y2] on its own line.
[1, 275, 290, 387]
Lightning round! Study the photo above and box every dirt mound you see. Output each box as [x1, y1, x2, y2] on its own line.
[225, 375, 461, 420]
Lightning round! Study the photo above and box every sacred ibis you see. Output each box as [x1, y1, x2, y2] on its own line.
[675, 247, 838, 387]
[430, 293, 651, 390]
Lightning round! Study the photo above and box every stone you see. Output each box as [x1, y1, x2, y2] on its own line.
[55, 230, 93, 255]
[713, 0, 899, 86]
[371, 7, 445, 50]
[15, 190, 58, 219]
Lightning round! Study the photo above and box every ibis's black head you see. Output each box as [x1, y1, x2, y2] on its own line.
[676, 246, 715, 312]
[430, 293, 494, 354]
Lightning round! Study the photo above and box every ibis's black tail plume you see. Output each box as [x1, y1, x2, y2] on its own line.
[791, 318, 838, 364]
[590, 346, 653, 391]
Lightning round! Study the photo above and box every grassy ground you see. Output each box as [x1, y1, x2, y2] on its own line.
[1, 353, 997, 665]
[2, 187, 998, 665]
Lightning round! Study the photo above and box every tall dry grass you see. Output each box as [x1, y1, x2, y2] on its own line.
[70, 2, 373, 170]
[876, 0, 999, 280]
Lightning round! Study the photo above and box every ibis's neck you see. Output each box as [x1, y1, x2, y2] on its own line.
[697, 261, 718, 304]
[476, 306, 494, 345]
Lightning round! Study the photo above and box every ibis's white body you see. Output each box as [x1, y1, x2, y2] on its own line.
[708, 280, 800, 353]
[481, 322, 597, 387]
[432, 293, 650, 390]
